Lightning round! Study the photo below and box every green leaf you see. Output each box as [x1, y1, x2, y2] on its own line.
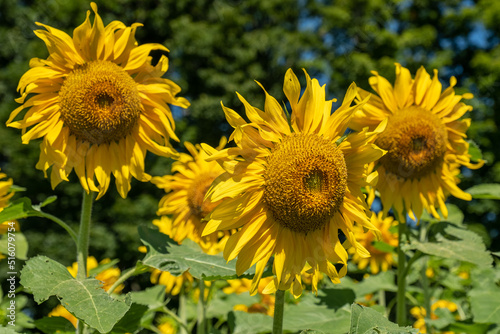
[129, 285, 166, 309]
[469, 290, 500, 324]
[0, 327, 20, 334]
[229, 311, 273, 334]
[33, 196, 57, 210]
[410, 223, 493, 267]
[283, 297, 351, 333]
[0, 232, 29, 260]
[108, 303, 149, 334]
[20, 256, 130, 333]
[469, 267, 500, 324]
[34, 317, 75, 334]
[139, 226, 251, 280]
[0, 198, 42, 222]
[448, 322, 492, 334]
[467, 139, 483, 162]
[349, 304, 418, 333]
[466, 184, 500, 200]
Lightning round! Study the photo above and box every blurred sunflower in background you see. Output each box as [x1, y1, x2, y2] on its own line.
[349, 211, 398, 274]
[151, 138, 230, 254]
[202, 69, 385, 297]
[7, 2, 189, 199]
[49, 256, 123, 327]
[0, 170, 19, 261]
[0, 170, 14, 210]
[351, 64, 484, 220]
[223, 277, 275, 316]
[410, 300, 459, 333]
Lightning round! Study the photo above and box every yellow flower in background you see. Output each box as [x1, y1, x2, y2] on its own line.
[7, 3, 189, 200]
[202, 69, 385, 297]
[411, 300, 458, 333]
[223, 277, 275, 316]
[49, 256, 123, 327]
[66, 256, 123, 293]
[151, 139, 230, 254]
[351, 64, 483, 220]
[0, 170, 18, 261]
[48, 304, 77, 328]
[151, 269, 194, 296]
[0, 170, 14, 211]
[349, 211, 398, 274]
[157, 317, 178, 334]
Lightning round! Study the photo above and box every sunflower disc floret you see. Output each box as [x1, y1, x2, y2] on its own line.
[264, 133, 347, 234]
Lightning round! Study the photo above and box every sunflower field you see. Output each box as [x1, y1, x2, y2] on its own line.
[0, 0, 499, 333]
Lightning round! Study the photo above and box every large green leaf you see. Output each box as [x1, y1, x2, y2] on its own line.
[139, 226, 251, 280]
[410, 224, 493, 267]
[466, 184, 500, 200]
[349, 304, 418, 333]
[20, 256, 130, 333]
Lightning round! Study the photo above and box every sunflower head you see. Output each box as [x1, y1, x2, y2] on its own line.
[0, 170, 14, 212]
[352, 63, 484, 220]
[7, 2, 189, 199]
[151, 138, 229, 254]
[349, 211, 398, 274]
[202, 69, 385, 297]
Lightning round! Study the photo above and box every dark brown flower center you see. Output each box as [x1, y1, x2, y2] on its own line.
[375, 106, 448, 179]
[263, 133, 347, 234]
[59, 60, 141, 145]
[187, 172, 221, 219]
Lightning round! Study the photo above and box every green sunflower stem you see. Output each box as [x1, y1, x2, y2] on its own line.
[179, 285, 188, 334]
[396, 214, 407, 326]
[419, 221, 432, 332]
[76, 190, 94, 334]
[272, 289, 285, 334]
[197, 279, 207, 334]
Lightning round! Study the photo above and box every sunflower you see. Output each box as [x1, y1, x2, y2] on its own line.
[0, 170, 14, 211]
[151, 139, 229, 254]
[201, 69, 385, 297]
[7, 3, 189, 200]
[410, 300, 458, 334]
[351, 64, 484, 220]
[0, 170, 17, 261]
[151, 268, 194, 296]
[223, 277, 275, 315]
[349, 211, 398, 274]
